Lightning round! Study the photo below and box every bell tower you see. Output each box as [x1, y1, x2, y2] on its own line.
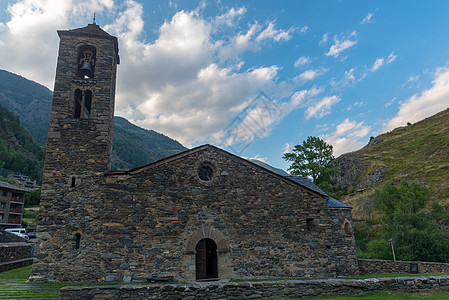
[31, 23, 119, 281]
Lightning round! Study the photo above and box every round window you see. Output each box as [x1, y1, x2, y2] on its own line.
[198, 165, 214, 181]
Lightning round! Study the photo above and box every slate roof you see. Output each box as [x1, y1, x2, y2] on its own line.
[285, 176, 350, 208]
[62, 23, 112, 37]
[0, 181, 28, 193]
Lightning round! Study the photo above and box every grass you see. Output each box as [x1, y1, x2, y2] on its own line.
[21, 207, 39, 227]
[0, 266, 64, 299]
[0, 266, 120, 299]
[2, 266, 449, 299]
[336, 107, 449, 217]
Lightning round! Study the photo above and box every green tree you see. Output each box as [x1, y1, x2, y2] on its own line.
[282, 136, 335, 184]
[25, 189, 41, 207]
[373, 181, 449, 262]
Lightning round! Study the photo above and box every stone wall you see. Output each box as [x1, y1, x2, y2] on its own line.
[0, 242, 33, 272]
[358, 259, 449, 275]
[60, 275, 449, 300]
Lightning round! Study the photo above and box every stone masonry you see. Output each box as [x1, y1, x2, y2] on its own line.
[31, 23, 359, 283]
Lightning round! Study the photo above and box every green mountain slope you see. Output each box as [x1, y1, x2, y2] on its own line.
[0, 104, 44, 181]
[0, 70, 52, 145]
[112, 117, 187, 170]
[0, 69, 188, 170]
[333, 107, 449, 218]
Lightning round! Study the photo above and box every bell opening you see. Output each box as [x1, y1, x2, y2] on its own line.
[77, 45, 96, 79]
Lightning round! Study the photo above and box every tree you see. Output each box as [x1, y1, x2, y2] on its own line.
[373, 181, 449, 262]
[282, 136, 335, 184]
[25, 189, 41, 207]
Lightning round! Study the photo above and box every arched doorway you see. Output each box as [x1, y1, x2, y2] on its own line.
[195, 238, 218, 280]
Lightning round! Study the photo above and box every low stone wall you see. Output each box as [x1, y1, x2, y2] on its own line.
[60, 275, 449, 300]
[358, 259, 449, 275]
[0, 242, 34, 272]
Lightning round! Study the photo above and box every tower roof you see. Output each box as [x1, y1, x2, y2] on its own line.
[63, 22, 112, 37]
[58, 23, 120, 64]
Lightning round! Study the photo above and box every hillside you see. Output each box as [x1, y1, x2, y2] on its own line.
[333, 107, 449, 219]
[0, 104, 44, 181]
[0, 69, 188, 170]
[112, 117, 187, 170]
[0, 70, 52, 145]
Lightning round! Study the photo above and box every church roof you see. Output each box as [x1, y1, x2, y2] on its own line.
[107, 144, 351, 209]
[285, 176, 350, 208]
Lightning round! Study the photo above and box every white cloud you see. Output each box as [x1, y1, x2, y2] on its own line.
[294, 56, 310, 67]
[386, 52, 397, 63]
[300, 25, 309, 33]
[408, 75, 420, 82]
[249, 154, 268, 163]
[0, 0, 114, 88]
[305, 95, 340, 119]
[219, 20, 295, 61]
[371, 51, 397, 71]
[326, 34, 357, 57]
[384, 67, 449, 131]
[319, 32, 328, 45]
[361, 12, 375, 24]
[282, 143, 292, 154]
[323, 119, 371, 156]
[214, 7, 246, 28]
[370, 58, 384, 72]
[294, 68, 328, 82]
[255, 21, 294, 43]
[330, 67, 367, 89]
[385, 97, 396, 107]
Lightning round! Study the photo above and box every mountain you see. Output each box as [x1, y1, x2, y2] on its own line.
[0, 70, 52, 145]
[112, 117, 187, 170]
[332, 107, 449, 218]
[0, 104, 44, 181]
[0, 69, 187, 170]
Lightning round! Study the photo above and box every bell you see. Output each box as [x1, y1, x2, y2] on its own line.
[79, 60, 94, 78]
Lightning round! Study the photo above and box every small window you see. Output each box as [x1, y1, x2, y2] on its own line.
[0, 214, 3, 220]
[344, 222, 352, 236]
[306, 218, 314, 231]
[71, 177, 76, 187]
[2, 191, 6, 197]
[75, 233, 81, 250]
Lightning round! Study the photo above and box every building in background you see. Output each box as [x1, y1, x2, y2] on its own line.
[7, 174, 41, 191]
[0, 181, 27, 230]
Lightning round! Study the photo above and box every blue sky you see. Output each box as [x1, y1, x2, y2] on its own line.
[1, 0, 449, 171]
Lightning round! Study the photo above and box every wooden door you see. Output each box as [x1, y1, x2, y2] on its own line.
[195, 238, 218, 280]
[196, 239, 207, 280]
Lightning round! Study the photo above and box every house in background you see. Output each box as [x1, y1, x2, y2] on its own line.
[7, 174, 41, 191]
[0, 181, 27, 230]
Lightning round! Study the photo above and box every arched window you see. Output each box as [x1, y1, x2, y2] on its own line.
[344, 222, 352, 236]
[195, 238, 218, 280]
[77, 45, 96, 79]
[74, 89, 92, 119]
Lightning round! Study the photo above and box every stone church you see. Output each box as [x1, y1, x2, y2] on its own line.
[31, 23, 358, 283]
